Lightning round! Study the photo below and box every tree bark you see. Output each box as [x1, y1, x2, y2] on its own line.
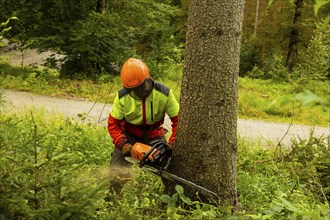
[67, 0, 76, 19]
[253, 0, 260, 38]
[96, 0, 107, 14]
[165, 0, 244, 206]
[80, 51, 92, 73]
[286, 0, 304, 72]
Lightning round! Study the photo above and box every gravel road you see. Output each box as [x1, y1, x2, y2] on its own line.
[3, 90, 329, 147]
[1, 40, 328, 146]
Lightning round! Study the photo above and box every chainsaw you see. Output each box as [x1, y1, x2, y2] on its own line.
[126, 141, 219, 201]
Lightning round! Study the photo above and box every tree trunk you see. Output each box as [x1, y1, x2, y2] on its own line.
[67, 0, 76, 19]
[165, 0, 244, 206]
[286, 0, 304, 72]
[80, 51, 92, 73]
[253, 0, 260, 38]
[96, 0, 107, 14]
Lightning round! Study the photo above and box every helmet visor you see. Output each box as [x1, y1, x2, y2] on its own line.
[127, 78, 153, 99]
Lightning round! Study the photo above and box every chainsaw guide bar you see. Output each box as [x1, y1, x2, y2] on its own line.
[125, 156, 219, 201]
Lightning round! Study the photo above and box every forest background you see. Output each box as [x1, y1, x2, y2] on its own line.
[0, 0, 329, 219]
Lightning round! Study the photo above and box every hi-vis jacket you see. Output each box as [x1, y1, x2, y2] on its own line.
[107, 81, 179, 149]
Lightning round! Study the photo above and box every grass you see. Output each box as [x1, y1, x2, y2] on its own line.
[0, 60, 329, 126]
[1, 52, 328, 219]
[238, 78, 329, 126]
[1, 110, 329, 219]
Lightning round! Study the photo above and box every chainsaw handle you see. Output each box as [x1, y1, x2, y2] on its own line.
[140, 142, 165, 166]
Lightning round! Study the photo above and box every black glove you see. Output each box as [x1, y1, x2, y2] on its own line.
[166, 142, 174, 150]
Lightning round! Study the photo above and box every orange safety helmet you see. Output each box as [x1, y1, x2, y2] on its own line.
[120, 58, 150, 89]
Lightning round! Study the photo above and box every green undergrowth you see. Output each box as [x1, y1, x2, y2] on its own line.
[236, 135, 330, 219]
[0, 110, 113, 219]
[0, 62, 122, 103]
[238, 78, 329, 127]
[0, 60, 329, 126]
[1, 110, 329, 219]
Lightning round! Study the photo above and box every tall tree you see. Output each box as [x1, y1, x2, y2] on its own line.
[268, 0, 317, 73]
[286, 0, 304, 72]
[166, 0, 244, 206]
[254, 0, 260, 38]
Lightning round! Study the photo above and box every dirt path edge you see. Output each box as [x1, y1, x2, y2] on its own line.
[3, 89, 329, 147]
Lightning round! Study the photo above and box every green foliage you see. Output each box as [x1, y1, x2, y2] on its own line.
[105, 133, 329, 219]
[1, 0, 328, 82]
[111, 134, 330, 220]
[0, 0, 182, 78]
[109, 0, 182, 77]
[242, 0, 319, 79]
[314, 0, 330, 19]
[238, 77, 329, 126]
[0, 61, 121, 103]
[279, 131, 330, 201]
[0, 110, 329, 219]
[236, 135, 330, 219]
[239, 37, 262, 76]
[294, 20, 330, 80]
[270, 90, 329, 108]
[60, 12, 132, 78]
[0, 17, 18, 47]
[106, 168, 166, 219]
[246, 54, 289, 82]
[268, 0, 296, 5]
[0, 87, 5, 112]
[242, 0, 330, 82]
[0, 110, 112, 219]
[159, 185, 226, 220]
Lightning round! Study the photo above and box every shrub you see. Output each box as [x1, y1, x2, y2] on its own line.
[0, 110, 112, 219]
[239, 37, 262, 77]
[236, 135, 330, 219]
[294, 20, 330, 80]
[246, 54, 289, 82]
[278, 131, 330, 202]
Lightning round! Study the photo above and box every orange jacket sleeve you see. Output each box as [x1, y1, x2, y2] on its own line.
[168, 115, 178, 144]
[107, 114, 127, 149]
